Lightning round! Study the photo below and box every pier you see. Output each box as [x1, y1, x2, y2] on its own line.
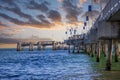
[65, 0, 120, 71]
[17, 41, 67, 51]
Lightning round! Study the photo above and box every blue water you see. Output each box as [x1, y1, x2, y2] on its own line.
[0, 49, 107, 80]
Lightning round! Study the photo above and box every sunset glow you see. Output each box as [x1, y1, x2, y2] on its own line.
[0, 0, 108, 48]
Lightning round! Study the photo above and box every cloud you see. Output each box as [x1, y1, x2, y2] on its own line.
[0, 0, 83, 30]
[57, 0, 64, 3]
[48, 10, 62, 23]
[37, 14, 51, 25]
[65, 21, 84, 27]
[0, 37, 18, 43]
[0, 2, 35, 22]
[92, 0, 109, 9]
[61, 0, 83, 23]
[78, 0, 87, 7]
[82, 10, 100, 19]
[0, 13, 26, 25]
[37, 15, 46, 20]
[0, 0, 51, 28]
[27, 1, 50, 12]
[0, 33, 14, 38]
[0, 12, 54, 29]
[0, 0, 14, 5]
[37, 10, 63, 27]
[0, 21, 8, 27]
[0, 25, 24, 39]
[0, 0, 63, 29]
[3, 6, 32, 19]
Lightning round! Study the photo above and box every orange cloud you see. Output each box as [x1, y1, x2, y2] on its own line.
[78, 0, 87, 7]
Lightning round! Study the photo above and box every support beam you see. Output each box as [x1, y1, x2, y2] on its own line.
[88, 44, 90, 55]
[114, 40, 119, 62]
[96, 41, 101, 62]
[91, 44, 94, 57]
[103, 41, 106, 57]
[52, 42, 57, 50]
[68, 44, 70, 53]
[38, 42, 42, 50]
[104, 41, 108, 57]
[29, 42, 34, 51]
[101, 41, 105, 56]
[95, 43, 97, 55]
[84, 44, 87, 53]
[17, 42, 21, 51]
[72, 45, 75, 53]
[106, 39, 112, 71]
[77, 46, 80, 53]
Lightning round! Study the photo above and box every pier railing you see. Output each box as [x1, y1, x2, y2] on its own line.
[94, 0, 120, 26]
[91, 0, 120, 40]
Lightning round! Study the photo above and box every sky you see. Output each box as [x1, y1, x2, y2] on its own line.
[0, 0, 109, 48]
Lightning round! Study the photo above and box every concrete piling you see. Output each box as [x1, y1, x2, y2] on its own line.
[96, 41, 101, 62]
[29, 42, 34, 51]
[114, 40, 119, 62]
[38, 42, 42, 50]
[106, 39, 112, 71]
[17, 42, 21, 51]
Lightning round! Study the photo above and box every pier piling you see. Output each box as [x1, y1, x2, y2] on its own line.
[114, 40, 119, 62]
[17, 42, 21, 51]
[96, 41, 101, 62]
[106, 39, 112, 71]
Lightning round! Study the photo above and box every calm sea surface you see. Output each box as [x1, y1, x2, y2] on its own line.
[0, 48, 120, 80]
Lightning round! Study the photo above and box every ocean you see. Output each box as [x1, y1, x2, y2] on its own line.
[0, 48, 120, 80]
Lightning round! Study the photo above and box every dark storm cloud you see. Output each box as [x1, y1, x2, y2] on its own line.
[61, 0, 82, 22]
[48, 10, 62, 22]
[27, 0, 50, 12]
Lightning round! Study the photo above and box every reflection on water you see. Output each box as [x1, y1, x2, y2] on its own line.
[0, 49, 120, 80]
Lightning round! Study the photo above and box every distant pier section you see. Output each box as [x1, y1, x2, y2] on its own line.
[17, 41, 67, 51]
